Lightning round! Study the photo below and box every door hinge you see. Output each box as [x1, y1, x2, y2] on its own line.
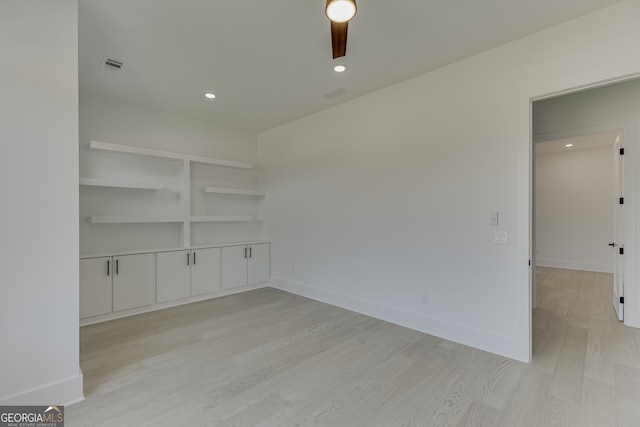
[528, 260, 531, 266]
[620, 197, 624, 205]
[620, 148, 625, 155]
[620, 247, 624, 255]
[620, 296, 625, 304]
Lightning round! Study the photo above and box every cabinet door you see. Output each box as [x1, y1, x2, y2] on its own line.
[157, 251, 191, 303]
[113, 253, 156, 312]
[191, 247, 222, 296]
[80, 257, 113, 318]
[222, 246, 248, 289]
[248, 243, 270, 285]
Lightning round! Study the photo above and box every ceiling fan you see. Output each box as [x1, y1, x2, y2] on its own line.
[325, 0, 357, 59]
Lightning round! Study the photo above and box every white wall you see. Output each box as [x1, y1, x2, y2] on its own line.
[79, 93, 262, 254]
[258, 0, 640, 362]
[536, 144, 614, 273]
[533, 78, 640, 136]
[80, 92, 257, 163]
[0, 1, 83, 404]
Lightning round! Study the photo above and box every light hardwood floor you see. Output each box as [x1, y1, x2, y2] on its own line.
[67, 268, 640, 426]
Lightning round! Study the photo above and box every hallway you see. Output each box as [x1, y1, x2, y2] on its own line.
[533, 267, 640, 425]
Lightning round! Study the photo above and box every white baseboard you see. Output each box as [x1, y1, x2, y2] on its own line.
[0, 372, 84, 406]
[536, 258, 612, 273]
[269, 277, 528, 363]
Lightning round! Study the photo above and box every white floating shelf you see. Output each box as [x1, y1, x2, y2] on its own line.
[203, 187, 265, 196]
[89, 141, 253, 169]
[80, 178, 165, 191]
[89, 216, 186, 224]
[190, 216, 254, 222]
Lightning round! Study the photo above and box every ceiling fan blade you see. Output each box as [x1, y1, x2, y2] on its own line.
[331, 21, 348, 59]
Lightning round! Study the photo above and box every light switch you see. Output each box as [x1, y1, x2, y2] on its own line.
[493, 231, 509, 245]
[490, 211, 499, 226]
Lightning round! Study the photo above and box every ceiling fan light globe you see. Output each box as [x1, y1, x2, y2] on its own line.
[326, 0, 357, 23]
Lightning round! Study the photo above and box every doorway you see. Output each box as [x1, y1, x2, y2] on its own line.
[530, 77, 640, 359]
[533, 130, 622, 317]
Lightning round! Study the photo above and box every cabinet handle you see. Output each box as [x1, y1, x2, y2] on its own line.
[107, 260, 110, 276]
[116, 259, 119, 275]
[244, 247, 247, 259]
[249, 247, 252, 258]
[193, 252, 196, 265]
[187, 252, 190, 266]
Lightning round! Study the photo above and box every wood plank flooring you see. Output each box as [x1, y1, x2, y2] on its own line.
[67, 268, 640, 426]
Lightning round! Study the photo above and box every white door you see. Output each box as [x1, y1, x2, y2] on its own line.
[157, 250, 191, 303]
[113, 253, 156, 311]
[613, 133, 625, 321]
[191, 247, 222, 296]
[248, 243, 270, 285]
[79, 257, 113, 318]
[222, 245, 248, 289]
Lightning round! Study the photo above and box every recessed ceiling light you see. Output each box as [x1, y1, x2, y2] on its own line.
[203, 92, 217, 99]
[334, 65, 347, 73]
[565, 143, 574, 148]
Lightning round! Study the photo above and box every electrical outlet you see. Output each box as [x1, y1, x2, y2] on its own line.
[421, 293, 430, 305]
[493, 231, 509, 245]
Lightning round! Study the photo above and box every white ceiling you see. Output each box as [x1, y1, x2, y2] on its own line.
[536, 131, 620, 154]
[79, 0, 623, 133]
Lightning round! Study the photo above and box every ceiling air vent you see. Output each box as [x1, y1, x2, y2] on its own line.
[103, 57, 123, 71]
[323, 87, 348, 99]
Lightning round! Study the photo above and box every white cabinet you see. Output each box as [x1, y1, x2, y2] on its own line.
[191, 247, 222, 296]
[80, 242, 266, 323]
[248, 243, 270, 285]
[156, 248, 222, 303]
[80, 257, 113, 318]
[156, 251, 191, 303]
[112, 253, 156, 312]
[222, 246, 249, 289]
[81, 253, 156, 318]
[222, 243, 270, 289]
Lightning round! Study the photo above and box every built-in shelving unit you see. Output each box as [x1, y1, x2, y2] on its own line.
[90, 141, 253, 169]
[80, 177, 165, 190]
[80, 140, 269, 326]
[79, 240, 270, 259]
[81, 140, 264, 254]
[89, 216, 185, 224]
[203, 187, 265, 196]
[190, 215, 254, 222]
